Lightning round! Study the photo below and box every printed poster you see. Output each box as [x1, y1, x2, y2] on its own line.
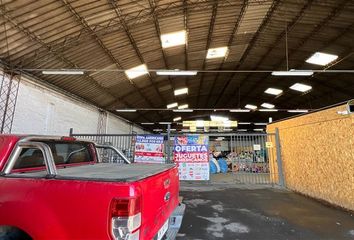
[134, 135, 165, 163]
[173, 135, 209, 181]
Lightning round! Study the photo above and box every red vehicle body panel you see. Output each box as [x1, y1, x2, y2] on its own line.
[0, 135, 20, 171]
[0, 135, 179, 240]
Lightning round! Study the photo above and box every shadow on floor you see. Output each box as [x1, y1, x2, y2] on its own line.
[177, 184, 354, 240]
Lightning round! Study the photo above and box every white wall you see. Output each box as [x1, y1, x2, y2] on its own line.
[11, 77, 147, 135]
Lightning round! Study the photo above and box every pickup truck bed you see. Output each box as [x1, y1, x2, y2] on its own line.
[16, 163, 175, 182]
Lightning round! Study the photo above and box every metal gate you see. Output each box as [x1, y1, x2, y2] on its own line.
[227, 132, 281, 185]
[71, 130, 285, 186]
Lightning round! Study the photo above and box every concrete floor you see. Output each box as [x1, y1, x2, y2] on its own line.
[177, 184, 354, 240]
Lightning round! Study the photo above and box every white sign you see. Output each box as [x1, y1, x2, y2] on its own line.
[253, 144, 261, 151]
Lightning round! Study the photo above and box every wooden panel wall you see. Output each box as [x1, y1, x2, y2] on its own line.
[267, 104, 354, 211]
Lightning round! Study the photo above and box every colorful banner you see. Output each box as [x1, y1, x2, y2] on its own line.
[134, 135, 165, 163]
[173, 135, 209, 181]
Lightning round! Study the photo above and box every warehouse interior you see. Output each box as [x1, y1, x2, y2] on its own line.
[0, 0, 354, 239]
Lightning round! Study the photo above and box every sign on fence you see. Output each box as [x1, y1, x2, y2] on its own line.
[174, 135, 210, 181]
[134, 135, 165, 163]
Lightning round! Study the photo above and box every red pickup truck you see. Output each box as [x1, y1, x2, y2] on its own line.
[0, 135, 185, 240]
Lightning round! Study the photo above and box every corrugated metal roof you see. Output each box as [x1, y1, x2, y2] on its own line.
[0, 0, 353, 125]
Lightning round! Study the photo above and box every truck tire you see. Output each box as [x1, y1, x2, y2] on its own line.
[0, 227, 32, 240]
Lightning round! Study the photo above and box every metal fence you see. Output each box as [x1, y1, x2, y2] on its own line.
[70, 132, 136, 163]
[70, 130, 284, 186]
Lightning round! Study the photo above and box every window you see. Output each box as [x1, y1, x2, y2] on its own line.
[13, 141, 93, 170]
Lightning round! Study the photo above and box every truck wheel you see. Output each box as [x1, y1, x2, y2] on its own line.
[0, 228, 32, 240]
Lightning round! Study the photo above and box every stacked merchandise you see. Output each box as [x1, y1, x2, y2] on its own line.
[227, 151, 269, 173]
[209, 152, 229, 174]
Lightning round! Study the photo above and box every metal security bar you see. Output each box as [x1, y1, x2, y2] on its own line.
[70, 131, 136, 163]
[228, 133, 277, 185]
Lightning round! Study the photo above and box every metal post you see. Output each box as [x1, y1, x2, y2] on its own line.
[167, 124, 171, 163]
[275, 128, 285, 187]
[69, 128, 73, 136]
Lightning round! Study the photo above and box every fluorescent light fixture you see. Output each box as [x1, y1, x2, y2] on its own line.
[261, 103, 275, 109]
[229, 109, 251, 112]
[159, 122, 172, 125]
[272, 70, 313, 76]
[153, 129, 163, 132]
[254, 129, 264, 131]
[173, 117, 181, 122]
[167, 102, 178, 109]
[254, 123, 267, 125]
[178, 104, 189, 109]
[287, 109, 309, 113]
[174, 87, 189, 96]
[196, 120, 204, 127]
[265, 88, 283, 96]
[161, 30, 186, 48]
[206, 47, 228, 59]
[238, 129, 248, 132]
[173, 109, 193, 113]
[157, 70, 197, 76]
[116, 109, 137, 112]
[141, 123, 154, 125]
[306, 52, 338, 66]
[210, 115, 229, 122]
[238, 122, 251, 125]
[125, 64, 148, 79]
[245, 104, 257, 110]
[42, 70, 84, 75]
[259, 109, 279, 112]
[290, 83, 312, 92]
[170, 129, 176, 131]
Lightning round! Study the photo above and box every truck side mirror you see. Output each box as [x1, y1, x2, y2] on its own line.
[347, 99, 354, 114]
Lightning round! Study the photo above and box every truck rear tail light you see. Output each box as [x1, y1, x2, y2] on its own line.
[110, 197, 141, 240]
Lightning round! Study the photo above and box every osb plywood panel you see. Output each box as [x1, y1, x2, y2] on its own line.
[267, 104, 354, 211]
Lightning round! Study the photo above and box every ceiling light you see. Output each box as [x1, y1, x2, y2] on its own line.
[125, 64, 148, 79]
[116, 109, 137, 112]
[261, 103, 275, 109]
[173, 117, 181, 122]
[306, 52, 338, 66]
[157, 70, 197, 76]
[167, 102, 178, 109]
[287, 109, 309, 113]
[254, 123, 267, 125]
[178, 104, 188, 109]
[238, 122, 251, 125]
[265, 88, 283, 96]
[159, 122, 172, 125]
[42, 70, 84, 75]
[153, 129, 163, 132]
[272, 70, 313, 76]
[259, 109, 279, 112]
[173, 109, 193, 112]
[254, 129, 264, 131]
[161, 30, 186, 48]
[196, 120, 204, 127]
[206, 47, 228, 59]
[210, 115, 229, 122]
[141, 123, 154, 125]
[174, 87, 189, 96]
[245, 104, 257, 110]
[229, 109, 251, 112]
[290, 83, 312, 92]
[238, 129, 247, 132]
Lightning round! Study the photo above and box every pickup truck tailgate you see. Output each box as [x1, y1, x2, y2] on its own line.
[138, 164, 180, 240]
